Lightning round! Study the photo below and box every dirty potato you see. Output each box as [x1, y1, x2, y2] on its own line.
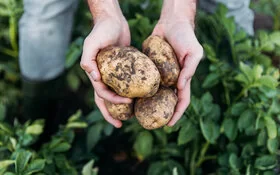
[135, 87, 178, 129]
[97, 46, 160, 98]
[105, 100, 134, 121]
[142, 35, 180, 87]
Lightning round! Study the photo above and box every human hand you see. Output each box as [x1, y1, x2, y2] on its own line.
[81, 1, 132, 128]
[152, 0, 203, 126]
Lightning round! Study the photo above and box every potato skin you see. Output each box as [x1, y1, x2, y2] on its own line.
[105, 100, 134, 121]
[97, 46, 160, 98]
[142, 36, 180, 87]
[135, 87, 178, 129]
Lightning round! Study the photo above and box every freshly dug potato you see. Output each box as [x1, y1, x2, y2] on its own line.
[142, 35, 180, 87]
[104, 100, 134, 121]
[135, 87, 178, 129]
[97, 46, 160, 98]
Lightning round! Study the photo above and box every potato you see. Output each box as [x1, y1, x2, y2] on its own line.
[104, 100, 134, 121]
[142, 35, 180, 87]
[135, 87, 178, 129]
[97, 46, 160, 98]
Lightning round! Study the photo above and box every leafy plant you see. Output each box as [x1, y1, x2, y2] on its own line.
[0, 110, 98, 175]
[123, 4, 280, 175]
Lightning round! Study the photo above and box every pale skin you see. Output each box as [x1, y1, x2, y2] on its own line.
[80, 0, 203, 128]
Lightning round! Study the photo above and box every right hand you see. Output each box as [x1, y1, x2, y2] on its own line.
[80, 15, 132, 128]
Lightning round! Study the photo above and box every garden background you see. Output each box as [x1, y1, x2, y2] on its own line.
[0, 0, 280, 174]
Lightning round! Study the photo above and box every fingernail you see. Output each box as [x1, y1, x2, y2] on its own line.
[90, 71, 97, 81]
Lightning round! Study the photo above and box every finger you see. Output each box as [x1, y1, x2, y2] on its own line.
[94, 81, 133, 104]
[80, 36, 101, 81]
[177, 50, 202, 90]
[119, 26, 131, 46]
[167, 79, 191, 126]
[152, 25, 164, 37]
[86, 72, 132, 104]
[95, 92, 122, 128]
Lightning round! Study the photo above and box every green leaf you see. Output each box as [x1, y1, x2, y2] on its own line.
[263, 171, 276, 175]
[23, 159, 45, 175]
[229, 153, 241, 170]
[172, 167, 178, 175]
[86, 110, 103, 124]
[218, 153, 229, 166]
[202, 44, 216, 59]
[148, 161, 164, 175]
[257, 129, 267, 146]
[267, 138, 278, 154]
[254, 155, 277, 170]
[252, 65, 263, 80]
[68, 110, 82, 122]
[0, 103, 6, 121]
[200, 118, 220, 144]
[202, 73, 220, 88]
[133, 131, 153, 160]
[25, 124, 43, 135]
[51, 142, 71, 152]
[237, 109, 255, 131]
[255, 54, 272, 67]
[82, 160, 97, 175]
[227, 143, 239, 154]
[103, 124, 114, 136]
[222, 118, 238, 141]
[67, 73, 80, 92]
[177, 121, 196, 145]
[0, 122, 13, 135]
[230, 102, 247, 116]
[234, 30, 247, 42]
[153, 129, 167, 145]
[166, 160, 186, 175]
[257, 75, 278, 89]
[0, 160, 14, 169]
[241, 144, 254, 159]
[15, 150, 32, 173]
[235, 74, 249, 86]
[239, 62, 254, 83]
[87, 123, 104, 152]
[269, 31, 280, 46]
[201, 92, 213, 104]
[235, 40, 252, 52]
[66, 122, 87, 129]
[65, 37, 83, 69]
[264, 117, 277, 139]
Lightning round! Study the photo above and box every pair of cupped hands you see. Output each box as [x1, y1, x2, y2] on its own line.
[80, 14, 203, 128]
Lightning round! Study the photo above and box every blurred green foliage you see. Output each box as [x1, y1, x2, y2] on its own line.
[0, 0, 280, 175]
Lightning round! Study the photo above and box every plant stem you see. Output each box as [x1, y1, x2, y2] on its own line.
[9, 16, 18, 57]
[196, 155, 217, 167]
[0, 47, 17, 58]
[200, 141, 210, 159]
[190, 140, 199, 175]
[222, 80, 230, 106]
[195, 141, 210, 167]
[234, 88, 247, 102]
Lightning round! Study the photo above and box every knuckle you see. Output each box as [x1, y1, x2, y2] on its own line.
[80, 61, 89, 71]
[196, 45, 204, 59]
[83, 37, 91, 46]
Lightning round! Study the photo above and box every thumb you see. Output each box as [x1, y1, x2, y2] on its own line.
[80, 37, 101, 81]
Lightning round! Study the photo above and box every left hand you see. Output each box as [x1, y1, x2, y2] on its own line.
[152, 17, 203, 126]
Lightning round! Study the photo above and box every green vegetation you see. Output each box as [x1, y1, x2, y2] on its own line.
[0, 0, 279, 174]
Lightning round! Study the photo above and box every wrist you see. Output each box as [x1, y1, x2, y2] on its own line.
[88, 0, 124, 23]
[160, 0, 196, 27]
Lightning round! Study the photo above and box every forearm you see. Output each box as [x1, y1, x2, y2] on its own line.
[160, 0, 197, 27]
[87, 0, 123, 23]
